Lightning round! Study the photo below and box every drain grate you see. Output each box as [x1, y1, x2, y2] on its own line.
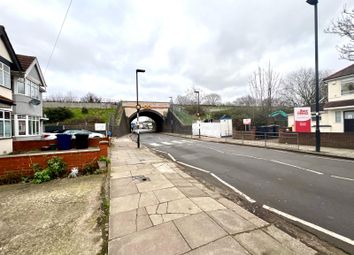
[132, 175, 151, 182]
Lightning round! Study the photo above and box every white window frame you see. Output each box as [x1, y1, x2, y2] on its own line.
[335, 111, 342, 123]
[0, 62, 11, 89]
[0, 110, 12, 138]
[341, 81, 354, 95]
[15, 78, 26, 95]
[15, 115, 40, 136]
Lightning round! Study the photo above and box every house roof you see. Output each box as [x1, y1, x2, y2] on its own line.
[324, 99, 354, 109]
[324, 63, 354, 81]
[16, 54, 36, 71]
[0, 25, 22, 71]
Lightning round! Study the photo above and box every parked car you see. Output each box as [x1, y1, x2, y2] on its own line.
[42, 132, 58, 140]
[63, 129, 105, 139]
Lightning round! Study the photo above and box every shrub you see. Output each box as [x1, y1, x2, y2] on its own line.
[81, 107, 89, 114]
[98, 156, 111, 164]
[32, 163, 42, 172]
[32, 169, 51, 184]
[83, 162, 97, 175]
[47, 156, 67, 178]
[44, 107, 73, 123]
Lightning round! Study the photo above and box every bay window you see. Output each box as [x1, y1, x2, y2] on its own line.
[0, 110, 12, 138]
[15, 115, 40, 136]
[16, 78, 26, 94]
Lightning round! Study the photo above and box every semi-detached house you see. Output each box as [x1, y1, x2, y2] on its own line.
[0, 25, 47, 155]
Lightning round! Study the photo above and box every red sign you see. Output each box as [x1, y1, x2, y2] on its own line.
[294, 107, 311, 132]
[243, 118, 251, 125]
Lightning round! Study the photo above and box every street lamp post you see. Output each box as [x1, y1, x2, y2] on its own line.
[136, 69, 145, 148]
[194, 90, 201, 138]
[169, 96, 174, 133]
[306, 0, 320, 152]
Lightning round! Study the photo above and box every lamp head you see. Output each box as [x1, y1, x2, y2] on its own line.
[136, 69, 145, 73]
[306, 0, 318, 5]
[194, 90, 199, 94]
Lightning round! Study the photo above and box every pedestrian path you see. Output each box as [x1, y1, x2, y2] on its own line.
[108, 136, 317, 255]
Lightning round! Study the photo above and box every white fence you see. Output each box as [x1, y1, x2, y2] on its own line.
[192, 119, 232, 138]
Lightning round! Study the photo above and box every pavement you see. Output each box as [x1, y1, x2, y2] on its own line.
[165, 133, 354, 160]
[108, 136, 317, 255]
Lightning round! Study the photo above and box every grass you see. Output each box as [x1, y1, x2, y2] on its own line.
[173, 108, 196, 125]
[69, 108, 116, 122]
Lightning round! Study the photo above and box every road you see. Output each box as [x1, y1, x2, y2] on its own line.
[140, 133, 354, 242]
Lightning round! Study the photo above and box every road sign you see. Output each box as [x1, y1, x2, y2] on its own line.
[243, 118, 251, 125]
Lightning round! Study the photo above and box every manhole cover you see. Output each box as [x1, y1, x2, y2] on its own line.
[132, 175, 151, 182]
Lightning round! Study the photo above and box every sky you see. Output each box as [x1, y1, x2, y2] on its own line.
[1, 0, 353, 103]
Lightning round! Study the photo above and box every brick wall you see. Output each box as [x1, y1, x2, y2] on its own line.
[0, 141, 109, 179]
[279, 131, 354, 149]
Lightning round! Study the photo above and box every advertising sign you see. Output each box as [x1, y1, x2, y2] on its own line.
[243, 118, 251, 125]
[95, 123, 106, 131]
[294, 107, 311, 132]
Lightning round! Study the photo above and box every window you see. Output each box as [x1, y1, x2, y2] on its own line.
[25, 79, 40, 99]
[17, 115, 26, 135]
[335, 111, 342, 123]
[341, 82, 354, 95]
[311, 114, 322, 122]
[16, 78, 26, 94]
[0, 62, 11, 89]
[0, 110, 12, 138]
[16, 115, 40, 136]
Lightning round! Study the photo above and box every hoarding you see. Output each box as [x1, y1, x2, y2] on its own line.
[243, 118, 251, 125]
[294, 107, 311, 132]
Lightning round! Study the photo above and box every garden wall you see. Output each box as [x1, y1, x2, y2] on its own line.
[0, 141, 109, 180]
[279, 132, 354, 149]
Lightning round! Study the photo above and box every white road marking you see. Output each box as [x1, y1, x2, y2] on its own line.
[263, 205, 354, 246]
[330, 175, 354, 182]
[181, 140, 193, 143]
[176, 161, 210, 173]
[168, 153, 176, 162]
[171, 140, 184, 144]
[210, 173, 256, 203]
[161, 142, 173, 145]
[150, 143, 161, 147]
[270, 160, 324, 175]
[202, 145, 225, 154]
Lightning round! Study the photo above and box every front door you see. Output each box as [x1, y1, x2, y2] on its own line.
[344, 111, 354, 132]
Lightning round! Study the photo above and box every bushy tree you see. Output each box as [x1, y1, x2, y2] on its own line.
[81, 92, 102, 103]
[44, 107, 73, 123]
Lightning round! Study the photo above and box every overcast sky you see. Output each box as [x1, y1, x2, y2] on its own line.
[1, 0, 352, 103]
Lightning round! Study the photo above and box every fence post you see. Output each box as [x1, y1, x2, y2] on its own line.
[265, 132, 267, 147]
[242, 132, 244, 144]
[297, 133, 299, 150]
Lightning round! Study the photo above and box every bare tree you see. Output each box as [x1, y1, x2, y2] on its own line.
[281, 68, 330, 107]
[325, 6, 354, 61]
[80, 92, 102, 103]
[233, 95, 256, 106]
[175, 88, 203, 105]
[203, 93, 222, 105]
[249, 62, 281, 115]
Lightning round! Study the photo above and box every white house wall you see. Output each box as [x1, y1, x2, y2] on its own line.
[0, 86, 12, 100]
[0, 38, 12, 62]
[192, 120, 232, 138]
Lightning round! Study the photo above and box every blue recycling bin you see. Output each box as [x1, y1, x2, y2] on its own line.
[56, 133, 72, 150]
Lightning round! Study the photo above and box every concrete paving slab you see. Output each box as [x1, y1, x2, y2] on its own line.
[162, 213, 189, 222]
[136, 175, 175, 192]
[167, 198, 202, 214]
[110, 194, 140, 215]
[248, 217, 270, 228]
[139, 191, 159, 207]
[109, 209, 137, 240]
[137, 214, 152, 231]
[234, 229, 294, 255]
[110, 183, 138, 198]
[179, 186, 208, 197]
[163, 173, 184, 180]
[156, 202, 167, 214]
[146, 204, 158, 215]
[108, 222, 190, 255]
[264, 225, 317, 255]
[207, 209, 258, 235]
[217, 198, 258, 220]
[150, 214, 163, 225]
[185, 236, 250, 255]
[111, 165, 137, 172]
[191, 197, 226, 211]
[169, 179, 194, 187]
[110, 171, 131, 179]
[156, 164, 176, 173]
[154, 187, 186, 203]
[174, 212, 227, 249]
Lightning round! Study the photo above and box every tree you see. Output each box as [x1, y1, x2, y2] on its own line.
[280, 68, 330, 107]
[203, 93, 222, 105]
[81, 92, 102, 103]
[44, 107, 73, 123]
[233, 95, 256, 106]
[249, 62, 281, 114]
[175, 88, 202, 105]
[325, 6, 354, 61]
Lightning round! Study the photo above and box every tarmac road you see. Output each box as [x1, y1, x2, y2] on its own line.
[140, 133, 354, 243]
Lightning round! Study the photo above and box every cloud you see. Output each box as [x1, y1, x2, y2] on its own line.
[1, 0, 352, 103]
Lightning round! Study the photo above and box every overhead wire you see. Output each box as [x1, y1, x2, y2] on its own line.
[44, 0, 73, 74]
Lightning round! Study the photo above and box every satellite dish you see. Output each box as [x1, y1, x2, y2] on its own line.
[29, 99, 41, 105]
